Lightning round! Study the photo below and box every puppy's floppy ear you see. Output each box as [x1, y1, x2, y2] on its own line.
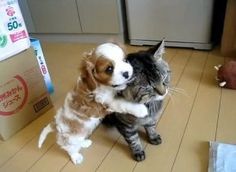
[80, 52, 98, 90]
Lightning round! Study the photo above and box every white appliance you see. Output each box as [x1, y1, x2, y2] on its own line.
[125, 0, 214, 50]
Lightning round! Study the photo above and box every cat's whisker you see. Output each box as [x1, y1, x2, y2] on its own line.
[166, 92, 177, 106]
[168, 86, 189, 97]
[174, 86, 183, 89]
[169, 90, 189, 98]
[169, 86, 185, 93]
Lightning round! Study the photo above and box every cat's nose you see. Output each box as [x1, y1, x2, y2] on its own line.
[155, 84, 166, 95]
[122, 71, 129, 79]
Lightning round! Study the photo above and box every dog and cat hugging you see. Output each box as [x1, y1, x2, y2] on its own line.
[38, 40, 171, 164]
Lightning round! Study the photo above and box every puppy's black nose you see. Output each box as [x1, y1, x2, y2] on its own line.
[122, 71, 129, 79]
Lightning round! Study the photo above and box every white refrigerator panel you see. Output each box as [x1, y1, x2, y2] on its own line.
[126, 0, 214, 49]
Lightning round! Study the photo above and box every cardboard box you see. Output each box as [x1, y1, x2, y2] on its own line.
[0, 48, 52, 140]
[30, 38, 54, 94]
[0, 0, 30, 61]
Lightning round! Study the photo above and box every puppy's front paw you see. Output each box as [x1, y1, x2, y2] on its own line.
[95, 96, 103, 104]
[71, 153, 83, 165]
[132, 104, 148, 118]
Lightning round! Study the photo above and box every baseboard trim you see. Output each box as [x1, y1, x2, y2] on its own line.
[130, 39, 213, 50]
[29, 33, 125, 44]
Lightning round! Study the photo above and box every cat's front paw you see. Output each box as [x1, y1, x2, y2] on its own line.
[133, 151, 146, 162]
[140, 95, 150, 103]
[149, 134, 162, 145]
[132, 104, 148, 118]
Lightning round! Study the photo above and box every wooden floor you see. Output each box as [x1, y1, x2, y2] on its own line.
[0, 42, 235, 172]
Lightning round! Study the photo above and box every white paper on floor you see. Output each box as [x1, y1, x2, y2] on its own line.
[209, 142, 236, 172]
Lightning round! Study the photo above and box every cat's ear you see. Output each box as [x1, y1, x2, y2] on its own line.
[153, 39, 165, 60]
[146, 39, 165, 60]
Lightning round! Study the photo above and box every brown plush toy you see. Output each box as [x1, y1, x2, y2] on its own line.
[215, 61, 236, 89]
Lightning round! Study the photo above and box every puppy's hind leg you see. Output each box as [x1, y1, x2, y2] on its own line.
[81, 139, 92, 148]
[62, 144, 83, 165]
[60, 136, 91, 165]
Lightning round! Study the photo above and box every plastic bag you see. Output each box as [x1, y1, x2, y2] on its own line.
[209, 142, 236, 172]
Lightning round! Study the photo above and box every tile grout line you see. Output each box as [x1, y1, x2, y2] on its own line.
[170, 51, 209, 172]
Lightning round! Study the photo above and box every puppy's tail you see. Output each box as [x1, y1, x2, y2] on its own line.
[38, 122, 55, 148]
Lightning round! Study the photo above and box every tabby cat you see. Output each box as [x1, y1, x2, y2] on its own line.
[103, 40, 171, 161]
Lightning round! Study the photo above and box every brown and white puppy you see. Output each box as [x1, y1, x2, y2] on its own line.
[38, 43, 148, 165]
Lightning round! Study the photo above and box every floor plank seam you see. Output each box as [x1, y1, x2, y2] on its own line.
[158, 49, 193, 125]
[170, 51, 209, 172]
[94, 135, 122, 172]
[0, 135, 36, 168]
[59, 159, 70, 172]
[26, 143, 56, 171]
[166, 49, 177, 63]
[214, 53, 225, 142]
[214, 88, 222, 141]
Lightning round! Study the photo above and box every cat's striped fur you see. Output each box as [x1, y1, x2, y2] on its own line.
[103, 40, 170, 161]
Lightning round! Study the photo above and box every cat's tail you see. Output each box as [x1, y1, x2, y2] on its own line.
[102, 113, 117, 127]
[38, 122, 55, 148]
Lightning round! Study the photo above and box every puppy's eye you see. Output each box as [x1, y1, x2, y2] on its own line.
[105, 66, 114, 74]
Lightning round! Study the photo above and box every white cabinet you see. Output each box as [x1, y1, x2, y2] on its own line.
[126, 0, 214, 49]
[18, 0, 35, 33]
[20, 0, 122, 34]
[77, 0, 121, 33]
[27, 0, 82, 33]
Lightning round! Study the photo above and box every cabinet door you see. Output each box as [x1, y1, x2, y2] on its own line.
[126, 0, 214, 43]
[19, 0, 36, 33]
[77, 0, 121, 33]
[27, 0, 82, 33]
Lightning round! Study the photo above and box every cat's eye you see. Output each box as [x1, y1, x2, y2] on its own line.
[105, 65, 114, 74]
[161, 74, 167, 80]
[163, 82, 168, 86]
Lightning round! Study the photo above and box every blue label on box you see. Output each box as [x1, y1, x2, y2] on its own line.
[30, 38, 54, 94]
